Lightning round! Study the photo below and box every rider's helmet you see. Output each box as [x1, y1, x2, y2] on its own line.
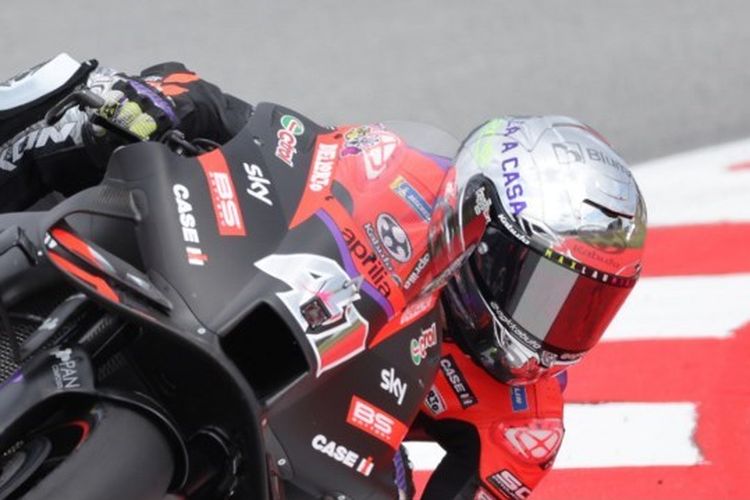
[428, 116, 647, 385]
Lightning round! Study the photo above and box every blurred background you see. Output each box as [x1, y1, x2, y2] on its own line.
[3, 1, 749, 499]
[3, 0, 750, 162]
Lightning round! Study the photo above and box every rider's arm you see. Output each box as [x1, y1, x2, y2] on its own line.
[418, 343, 565, 499]
[0, 57, 253, 213]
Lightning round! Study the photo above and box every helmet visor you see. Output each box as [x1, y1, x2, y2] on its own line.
[471, 221, 635, 355]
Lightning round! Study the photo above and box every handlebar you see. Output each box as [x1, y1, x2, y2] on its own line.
[44, 89, 217, 156]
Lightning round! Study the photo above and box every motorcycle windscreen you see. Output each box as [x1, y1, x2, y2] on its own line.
[471, 224, 634, 353]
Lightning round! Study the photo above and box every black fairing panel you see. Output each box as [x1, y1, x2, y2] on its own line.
[97, 103, 445, 498]
[104, 103, 326, 333]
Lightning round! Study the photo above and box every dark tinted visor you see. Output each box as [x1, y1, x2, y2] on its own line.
[471, 222, 634, 353]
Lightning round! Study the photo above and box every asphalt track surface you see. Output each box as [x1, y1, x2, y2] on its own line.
[3, 2, 750, 499]
[2, 0, 750, 163]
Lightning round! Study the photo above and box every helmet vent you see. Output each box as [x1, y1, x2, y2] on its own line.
[583, 199, 633, 220]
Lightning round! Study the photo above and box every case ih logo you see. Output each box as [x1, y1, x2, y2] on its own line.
[275, 114, 305, 167]
[311, 434, 374, 477]
[440, 355, 478, 409]
[172, 184, 208, 266]
[198, 150, 247, 237]
[411, 322, 438, 365]
[346, 395, 408, 449]
[255, 253, 369, 376]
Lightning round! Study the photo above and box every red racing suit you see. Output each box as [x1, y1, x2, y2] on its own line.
[414, 341, 565, 499]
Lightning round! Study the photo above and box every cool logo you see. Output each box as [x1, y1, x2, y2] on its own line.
[311, 434, 374, 477]
[275, 114, 305, 167]
[172, 184, 207, 266]
[411, 322, 438, 366]
[309, 143, 338, 192]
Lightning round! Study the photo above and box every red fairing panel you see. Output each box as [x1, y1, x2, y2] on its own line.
[291, 124, 450, 307]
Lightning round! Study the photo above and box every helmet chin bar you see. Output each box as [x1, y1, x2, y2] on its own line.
[492, 319, 544, 385]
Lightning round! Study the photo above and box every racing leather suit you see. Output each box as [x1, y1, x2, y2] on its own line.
[0, 58, 565, 499]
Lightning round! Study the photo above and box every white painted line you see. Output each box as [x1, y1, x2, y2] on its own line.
[602, 273, 750, 341]
[406, 402, 702, 470]
[556, 402, 702, 468]
[633, 138, 750, 226]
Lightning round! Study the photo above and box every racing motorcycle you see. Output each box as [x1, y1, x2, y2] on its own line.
[0, 77, 463, 499]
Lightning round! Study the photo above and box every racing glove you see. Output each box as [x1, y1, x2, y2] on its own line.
[89, 70, 179, 142]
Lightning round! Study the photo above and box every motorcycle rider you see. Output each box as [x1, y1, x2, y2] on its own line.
[0, 54, 646, 499]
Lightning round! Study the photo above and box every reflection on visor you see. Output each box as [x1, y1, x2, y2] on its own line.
[472, 223, 634, 354]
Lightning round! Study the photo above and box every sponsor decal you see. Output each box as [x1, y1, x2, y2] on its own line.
[51, 349, 80, 389]
[341, 125, 400, 179]
[1, 122, 76, 172]
[380, 367, 408, 405]
[510, 386, 529, 412]
[474, 186, 493, 223]
[309, 143, 338, 192]
[440, 355, 478, 409]
[275, 114, 305, 167]
[342, 227, 392, 298]
[346, 395, 409, 449]
[474, 488, 496, 500]
[541, 247, 637, 287]
[552, 142, 585, 164]
[172, 184, 207, 266]
[243, 162, 274, 206]
[376, 213, 412, 263]
[255, 253, 369, 376]
[498, 213, 531, 245]
[587, 147, 628, 172]
[400, 294, 437, 325]
[490, 302, 541, 350]
[502, 422, 563, 464]
[311, 434, 374, 476]
[552, 141, 627, 173]
[487, 469, 532, 499]
[364, 222, 396, 274]
[476, 119, 526, 216]
[403, 252, 430, 291]
[410, 322, 438, 366]
[390, 176, 432, 221]
[198, 151, 246, 236]
[425, 386, 447, 415]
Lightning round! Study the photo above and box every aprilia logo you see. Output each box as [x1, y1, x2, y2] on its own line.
[198, 151, 246, 237]
[346, 395, 408, 449]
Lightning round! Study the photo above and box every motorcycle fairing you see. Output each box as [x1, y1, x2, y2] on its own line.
[35, 102, 459, 498]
